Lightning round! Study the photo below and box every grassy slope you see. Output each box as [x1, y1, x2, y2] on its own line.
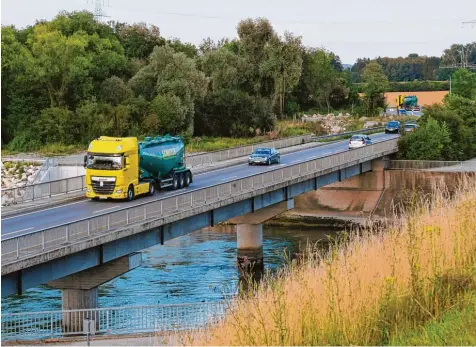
[191, 177, 476, 346]
[391, 292, 476, 345]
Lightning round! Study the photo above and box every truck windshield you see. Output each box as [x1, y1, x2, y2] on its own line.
[86, 154, 123, 170]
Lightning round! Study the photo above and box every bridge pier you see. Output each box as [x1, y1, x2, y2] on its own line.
[237, 223, 264, 288]
[48, 252, 141, 333]
[229, 199, 295, 290]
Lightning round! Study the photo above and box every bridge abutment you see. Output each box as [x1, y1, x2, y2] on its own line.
[48, 252, 141, 333]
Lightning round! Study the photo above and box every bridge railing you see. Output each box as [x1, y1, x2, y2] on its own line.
[1, 176, 87, 206]
[1, 301, 228, 341]
[387, 160, 476, 171]
[1, 134, 312, 206]
[185, 133, 312, 167]
[1, 138, 398, 263]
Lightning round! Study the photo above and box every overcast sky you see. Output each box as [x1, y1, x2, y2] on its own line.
[2, 0, 475, 63]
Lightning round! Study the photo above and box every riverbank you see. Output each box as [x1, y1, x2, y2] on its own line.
[190, 178, 476, 345]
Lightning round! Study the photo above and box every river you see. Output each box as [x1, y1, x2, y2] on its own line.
[2, 225, 339, 314]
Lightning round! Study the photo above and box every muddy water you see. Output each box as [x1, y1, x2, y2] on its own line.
[2, 225, 339, 314]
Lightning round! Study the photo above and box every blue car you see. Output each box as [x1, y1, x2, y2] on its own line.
[248, 148, 280, 165]
[385, 121, 401, 134]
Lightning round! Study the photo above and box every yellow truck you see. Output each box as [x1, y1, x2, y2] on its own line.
[84, 135, 192, 201]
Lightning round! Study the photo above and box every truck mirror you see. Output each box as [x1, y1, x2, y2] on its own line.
[83, 155, 87, 168]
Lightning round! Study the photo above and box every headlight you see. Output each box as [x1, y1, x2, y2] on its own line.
[87, 188, 91, 193]
[116, 189, 123, 194]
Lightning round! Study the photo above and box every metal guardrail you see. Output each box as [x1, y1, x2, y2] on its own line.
[1, 138, 398, 263]
[185, 133, 312, 167]
[387, 160, 476, 172]
[1, 301, 228, 341]
[1, 134, 312, 206]
[311, 126, 385, 140]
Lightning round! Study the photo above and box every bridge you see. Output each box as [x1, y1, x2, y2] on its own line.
[1, 132, 399, 331]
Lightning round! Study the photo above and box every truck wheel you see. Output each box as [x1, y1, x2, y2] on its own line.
[127, 185, 135, 201]
[178, 173, 185, 189]
[184, 172, 191, 187]
[148, 181, 155, 196]
[172, 174, 179, 190]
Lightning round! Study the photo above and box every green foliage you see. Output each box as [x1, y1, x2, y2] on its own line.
[3, 10, 476, 157]
[150, 94, 188, 134]
[397, 117, 451, 160]
[99, 76, 131, 105]
[391, 292, 476, 346]
[452, 68, 476, 99]
[361, 62, 389, 116]
[113, 22, 165, 60]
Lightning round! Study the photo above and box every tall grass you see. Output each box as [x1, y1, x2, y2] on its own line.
[192, 176, 476, 346]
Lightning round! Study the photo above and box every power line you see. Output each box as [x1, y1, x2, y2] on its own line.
[86, 0, 110, 22]
[462, 20, 476, 27]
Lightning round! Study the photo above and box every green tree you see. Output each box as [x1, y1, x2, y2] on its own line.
[27, 24, 91, 107]
[113, 22, 165, 60]
[362, 62, 389, 116]
[451, 69, 476, 99]
[397, 117, 451, 160]
[264, 31, 303, 118]
[99, 76, 132, 106]
[149, 94, 188, 134]
[305, 49, 338, 113]
[130, 44, 208, 134]
[34, 107, 79, 144]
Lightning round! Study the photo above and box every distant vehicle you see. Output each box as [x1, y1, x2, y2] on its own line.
[385, 121, 401, 134]
[248, 148, 280, 165]
[348, 134, 372, 149]
[397, 94, 420, 111]
[404, 123, 419, 132]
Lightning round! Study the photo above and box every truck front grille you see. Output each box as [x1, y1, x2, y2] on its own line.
[91, 181, 115, 195]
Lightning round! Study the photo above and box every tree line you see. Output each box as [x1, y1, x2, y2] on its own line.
[1, 10, 473, 152]
[350, 43, 476, 83]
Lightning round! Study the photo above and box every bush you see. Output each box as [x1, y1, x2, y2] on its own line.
[397, 117, 451, 160]
[7, 132, 42, 152]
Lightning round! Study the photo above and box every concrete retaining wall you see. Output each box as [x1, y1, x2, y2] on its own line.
[285, 169, 474, 221]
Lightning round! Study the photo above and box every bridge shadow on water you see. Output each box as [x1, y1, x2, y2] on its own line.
[2, 225, 343, 315]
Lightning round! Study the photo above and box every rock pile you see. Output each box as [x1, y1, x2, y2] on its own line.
[301, 113, 352, 134]
[1, 162, 41, 189]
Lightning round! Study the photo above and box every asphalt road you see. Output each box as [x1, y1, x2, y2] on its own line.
[1, 133, 399, 240]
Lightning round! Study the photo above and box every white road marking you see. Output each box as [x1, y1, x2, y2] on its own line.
[4, 227, 34, 236]
[221, 176, 238, 181]
[93, 205, 121, 214]
[1, 199, 88, 221]
[290, 160, 301, 164]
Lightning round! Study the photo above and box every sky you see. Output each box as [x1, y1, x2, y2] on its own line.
[2, 0, 476, 63]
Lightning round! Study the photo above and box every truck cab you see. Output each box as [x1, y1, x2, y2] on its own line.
[84, 136, 152, 201]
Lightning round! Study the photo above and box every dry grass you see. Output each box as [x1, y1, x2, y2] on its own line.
[187, 176, 476, 346]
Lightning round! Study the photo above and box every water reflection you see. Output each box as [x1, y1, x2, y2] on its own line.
[2, 225, 339, 314]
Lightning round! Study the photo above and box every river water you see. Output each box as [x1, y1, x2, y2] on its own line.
[2, 225, 339, 314]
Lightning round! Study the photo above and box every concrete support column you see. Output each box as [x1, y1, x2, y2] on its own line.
[237, 224, 264, 290]
[48, 252, 141, 333]
[371, 158, 385, 190]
